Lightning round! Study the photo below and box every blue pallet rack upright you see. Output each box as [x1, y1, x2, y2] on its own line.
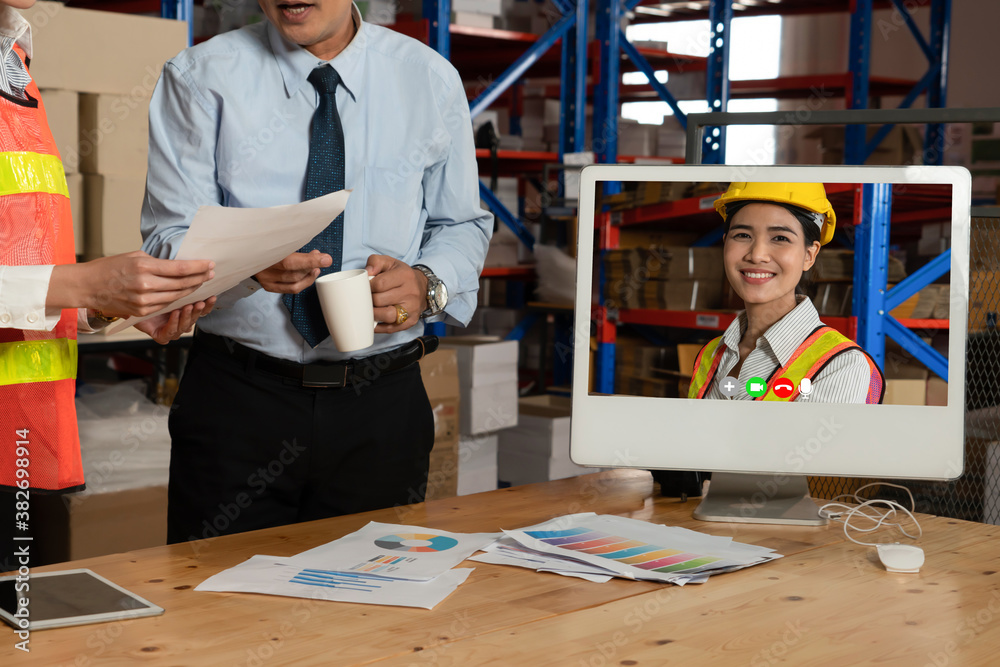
[845, 0, 952, 380]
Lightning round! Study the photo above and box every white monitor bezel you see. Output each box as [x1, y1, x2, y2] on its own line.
[571, 164, 970, 481]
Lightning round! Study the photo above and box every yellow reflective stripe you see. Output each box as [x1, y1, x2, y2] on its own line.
[0, 151, 69, 198]
[0, 338, 77, 386]
[761, 330, 850, 402]
[688, 336, 723, 398]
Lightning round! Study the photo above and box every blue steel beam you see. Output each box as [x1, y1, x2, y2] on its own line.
[505, 313, 540, 342]
[885, 249, 951, 311]
[702, 0, 732, 164]
[888, 0, 934, 62]
[596, 342, 615, 394]
[863, 64, 938, 157]
[470, 12, 576, 118]
[845, 0, 873, 165]
[424, 0, 451, 59]
[161, 0, 193, 46]
[480, 182, 536, 250]
[593, 0, 621, 166]
[853, 183, 891, 370]
[885, 316, 948, 381]
[925, 0, 951, 165]
[619, 32, 687, 130]
[559, 0, 587, 157]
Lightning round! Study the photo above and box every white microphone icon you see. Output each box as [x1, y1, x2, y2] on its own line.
[799, 378, 813, 397]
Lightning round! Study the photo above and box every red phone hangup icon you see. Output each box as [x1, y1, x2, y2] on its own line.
[773, 378, 795, 399]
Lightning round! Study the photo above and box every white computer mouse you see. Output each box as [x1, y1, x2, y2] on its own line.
[876, 543, 925, 573]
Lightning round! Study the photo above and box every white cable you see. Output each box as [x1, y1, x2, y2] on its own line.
[817, 482, 922, 547]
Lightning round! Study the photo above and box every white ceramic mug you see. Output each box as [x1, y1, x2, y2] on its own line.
[315, 269, 377, 352]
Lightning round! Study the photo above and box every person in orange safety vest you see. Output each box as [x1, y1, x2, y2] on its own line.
[0, 0, 215, 501]
[688, 182, 884, 405]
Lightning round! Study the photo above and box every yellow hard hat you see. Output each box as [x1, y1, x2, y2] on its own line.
[715, 182, 837, 245]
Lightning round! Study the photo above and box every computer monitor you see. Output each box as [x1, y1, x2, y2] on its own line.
[571, 164, 971, 525]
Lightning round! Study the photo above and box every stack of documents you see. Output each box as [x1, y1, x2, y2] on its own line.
[471, 513, 781, 585]
[196, 522, 497, 609]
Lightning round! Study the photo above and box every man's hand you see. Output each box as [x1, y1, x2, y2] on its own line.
[49, 251, 215, 318]
[367, 255, 428, 334]
[134, 297, 217, 344]
[254, 249, 332, 294]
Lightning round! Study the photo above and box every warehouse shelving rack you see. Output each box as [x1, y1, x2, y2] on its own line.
[590, 0, 954, 394]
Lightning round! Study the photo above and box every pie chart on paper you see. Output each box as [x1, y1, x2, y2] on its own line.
[374, 533, 459, 553]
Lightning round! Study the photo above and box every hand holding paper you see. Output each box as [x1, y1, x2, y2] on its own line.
[106, 190, 351, 335]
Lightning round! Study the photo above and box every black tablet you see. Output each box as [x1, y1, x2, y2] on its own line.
[0, 569, 164, 631]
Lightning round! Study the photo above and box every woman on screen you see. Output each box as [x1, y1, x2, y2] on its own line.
[688, 182, 884, 404]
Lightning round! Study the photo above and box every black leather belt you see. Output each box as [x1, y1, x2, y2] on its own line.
[194, 330, 439, 389]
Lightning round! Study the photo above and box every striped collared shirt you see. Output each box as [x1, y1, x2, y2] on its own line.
[703, 296, 874, 403]
[0, 8, 31, 100]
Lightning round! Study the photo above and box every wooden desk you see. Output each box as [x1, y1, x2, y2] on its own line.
[6, 470, 1000, 665]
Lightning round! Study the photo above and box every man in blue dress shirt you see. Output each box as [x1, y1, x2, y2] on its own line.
[141, 0, 493, 544]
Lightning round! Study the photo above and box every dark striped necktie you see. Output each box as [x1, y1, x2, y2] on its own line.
[283, 64, 346, 347]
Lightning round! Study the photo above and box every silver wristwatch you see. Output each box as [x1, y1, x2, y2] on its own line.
[414, 264, 448, 318]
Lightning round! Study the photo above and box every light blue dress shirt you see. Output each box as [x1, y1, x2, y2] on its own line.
[141, 12, 492, 363]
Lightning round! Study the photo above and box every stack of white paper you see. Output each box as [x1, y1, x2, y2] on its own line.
[473, 513, 781, 585]
[196, 522, 498, 609]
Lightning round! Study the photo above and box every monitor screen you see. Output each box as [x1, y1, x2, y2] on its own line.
[571, 165, 970, 485]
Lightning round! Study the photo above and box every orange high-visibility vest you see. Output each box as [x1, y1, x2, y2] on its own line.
[688, 325, 885, 404]
[0, 44, 83, 492]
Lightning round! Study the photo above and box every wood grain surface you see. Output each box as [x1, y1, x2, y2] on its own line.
[4, 469, 999, 666]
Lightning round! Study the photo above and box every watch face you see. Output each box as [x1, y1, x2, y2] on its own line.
[433, 281, 448, 310]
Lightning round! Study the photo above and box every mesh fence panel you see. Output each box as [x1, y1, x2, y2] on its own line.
[809, 216, 1000, 524]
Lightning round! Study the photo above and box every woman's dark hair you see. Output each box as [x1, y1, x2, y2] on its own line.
[722, 199, 823, 295]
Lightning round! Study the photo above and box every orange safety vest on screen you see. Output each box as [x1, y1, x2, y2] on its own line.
[688, 325, 885, 404]
[0, 44, 83, 492]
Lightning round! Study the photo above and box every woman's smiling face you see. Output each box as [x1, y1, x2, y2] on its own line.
[723, 202, 821, 308]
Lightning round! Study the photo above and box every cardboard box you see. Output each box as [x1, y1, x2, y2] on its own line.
[677, 343, 703, 378]
[884, 379, 927, 406]
[605, 277, 723, 311]
[419, 349, 460, 500]
[83, 174, 145, 259]
[67, 173, 84, 256]
[926, 377, 948, 407]
[78, 93, 151, 175]
[603, 246, 724, 282]
[32, 485, 167, 565]
[19, 2, 187, 95]
[808, 125, 924, 166]
[40, 89, 79, 174]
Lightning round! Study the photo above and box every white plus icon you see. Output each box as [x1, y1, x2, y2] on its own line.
[721, 379, 737, 397]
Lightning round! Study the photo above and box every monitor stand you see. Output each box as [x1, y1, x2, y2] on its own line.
[693, 472, 828, 526]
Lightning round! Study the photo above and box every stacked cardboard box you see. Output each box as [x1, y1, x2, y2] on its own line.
[419, 349, 461, 501]
[807, 126, 924, 166]
[615, 339, 675, 397]
[440, 337, 520, 495]
[603, 246, 724, 310]
[20, 2, 187, 259]
[498, 395, 594, 485]
[41, 89, 83, 254]
[602, 181, 691, 211]
[809, 249, 907, 283]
